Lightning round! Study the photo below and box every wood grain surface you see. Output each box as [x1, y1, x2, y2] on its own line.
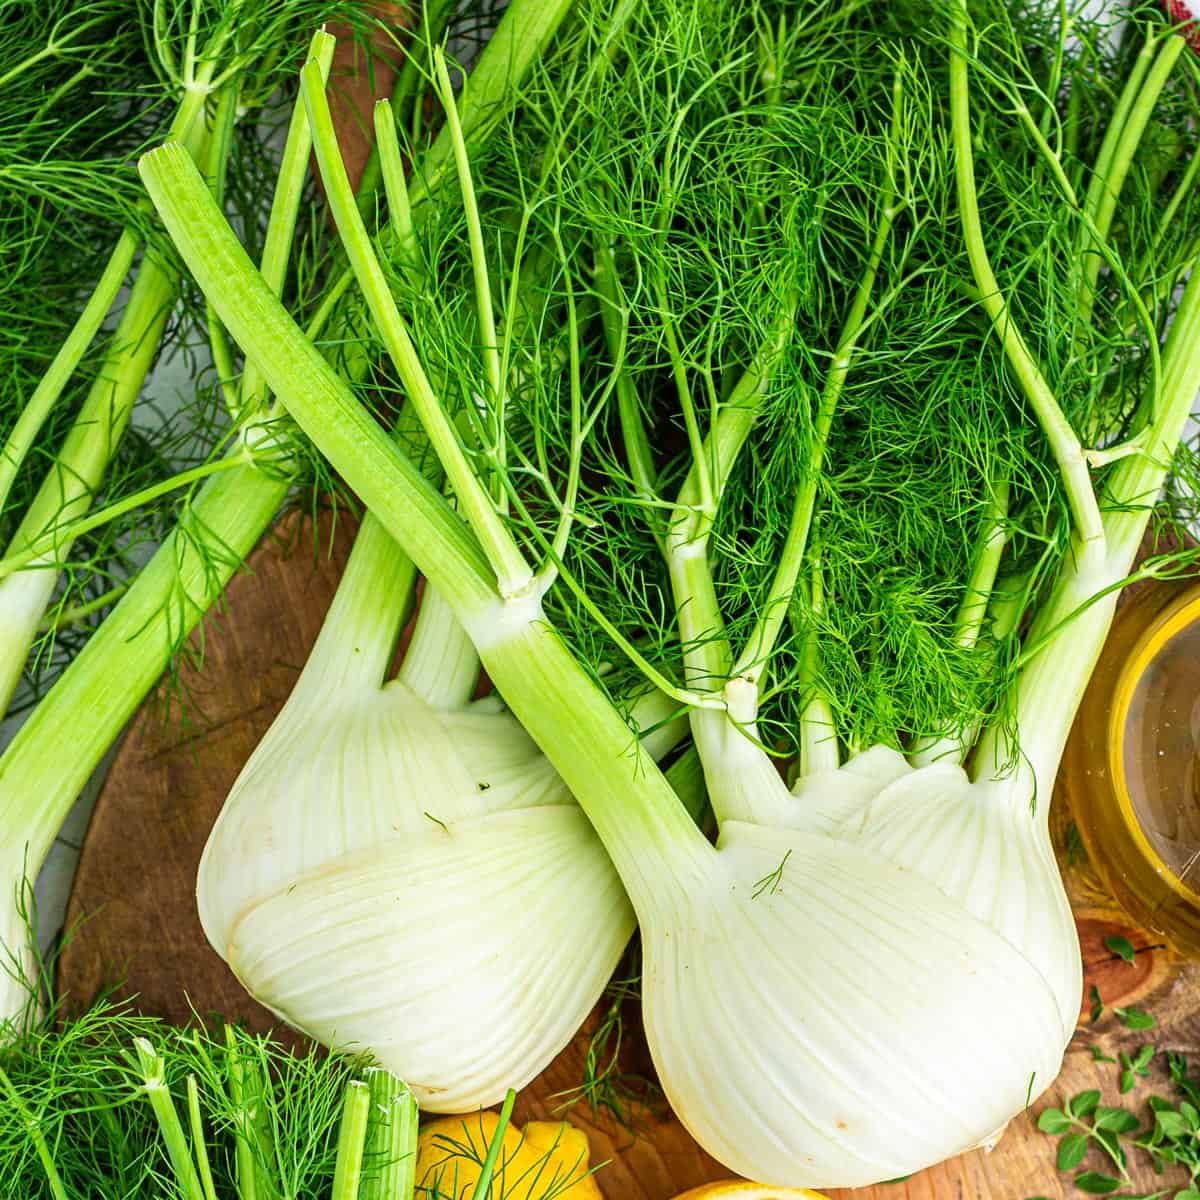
[57, 513, 1200, 1200]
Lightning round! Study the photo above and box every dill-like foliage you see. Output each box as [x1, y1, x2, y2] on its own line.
[378, 0, 1200, 759]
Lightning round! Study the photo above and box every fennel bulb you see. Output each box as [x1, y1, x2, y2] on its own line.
[631, 721, 1075, 1186]
[199, 516, 667, 1110]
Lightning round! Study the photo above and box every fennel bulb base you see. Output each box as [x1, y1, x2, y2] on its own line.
[639, 823, 1069, 1189]
[214, 806, 633, 1111]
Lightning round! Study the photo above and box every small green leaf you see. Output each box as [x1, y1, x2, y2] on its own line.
[1180, 1100, 1199, 1131]
[1119, 1070, 1137, 1095]
[1104, 935, 1137, 964]
[1074, 1171, 1121, 1194]
[1039, 1108, 1072, 1135]
[1090, 984, 1105, 1022]
[1094, 1106, 1140, 1135]
[1091, 1044, 1117, 1064]
[1057, 1132, 1090, 1171]
[1134, 1045, 1157, 1070]
[1072, 1090, 1102, 1118]
[1115, 1007, 1156, 1031]
[1156, 1111, 1189, 1139]
[1175, 1189, 1200, 1200]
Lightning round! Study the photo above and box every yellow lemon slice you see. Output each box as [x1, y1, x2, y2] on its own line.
[670, 1185, 829, 1200]
[416, 1111, 602, 1199]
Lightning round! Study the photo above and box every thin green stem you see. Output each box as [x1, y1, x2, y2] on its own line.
[0, 229, 137, 517]
[204, 83, 242, 417]
[594, 234, 659, 543]
[373, 99, 418, 274]
[537, 222, 585, 586]
[238, 30, 336, 420]
[658, 286, 714, 523]
[135, 1039, 207, 1200]
[37, 583, 129, 633]
[223, 1028, 259, 1200]
[1079, 34, 1185, 328]
[330, 1081, 371, 1200]
[660, 292, 800, 706]
[469, 1089, 516, 1200]
[404, 0, 577, 218]
[432, 48, 503, 426]
[1151, 144, 1200, 257]
[0, 1063, 68, 1200]
[910, 475, 1010, 767]
[667, 544, 732, 693]
[301, 65, 533, 598]
[794, 542, 839, 777]
[185, 1076, 219, 1200]
[0, 458, 246, 582]
[1079, 31, 1156, 239]
[949, 0, 1105, 564]
[669, 298, 799, 549]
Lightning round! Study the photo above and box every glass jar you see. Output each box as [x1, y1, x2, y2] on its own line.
[1060, 578, 1200, 953]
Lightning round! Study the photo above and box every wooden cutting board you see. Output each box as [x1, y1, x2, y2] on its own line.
[57, 511, 1200, 1199]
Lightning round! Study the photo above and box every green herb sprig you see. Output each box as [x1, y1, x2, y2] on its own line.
[1033, 1047, 1200, 1199]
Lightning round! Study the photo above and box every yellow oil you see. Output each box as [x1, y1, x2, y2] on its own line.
[1062, 579, 1200, 953]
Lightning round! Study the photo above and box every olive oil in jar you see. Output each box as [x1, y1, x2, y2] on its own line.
[1062, 580, 1200, 953]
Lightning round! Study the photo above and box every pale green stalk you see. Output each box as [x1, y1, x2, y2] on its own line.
[794, 542, 838, 778]
[237, 30, 337, 420]
[1078, 33, 1186, 328]
[396, 584, 480, 708]
[204, 84, 242, 415]
[973, 254, 1200, 804]
[0, 229, 137, 516]
[431, 48, 503, 415]
[594, 236, 659, 538]
[360, 1069, 418, 1200]
[330, 1082, 371, 1200]
[302, 511, 419, 695]
[0, 61, 224, 716]
[950, 0, 1105, 565]
[186, 1075, 220, 1200]
[373, 100, 419, 273]
[1077, 30, 1157, 244]
[910, 476, 1011, 767]
[140, 144, 712, 916]
[469, 1089, 516, 1200]
[135, 1038, 207, 1200]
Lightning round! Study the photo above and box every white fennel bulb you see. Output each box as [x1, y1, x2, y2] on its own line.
[787, 747, 1080, 1037]
[631, 704, 1075, 1189]
[198, 517, 670, 1111]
